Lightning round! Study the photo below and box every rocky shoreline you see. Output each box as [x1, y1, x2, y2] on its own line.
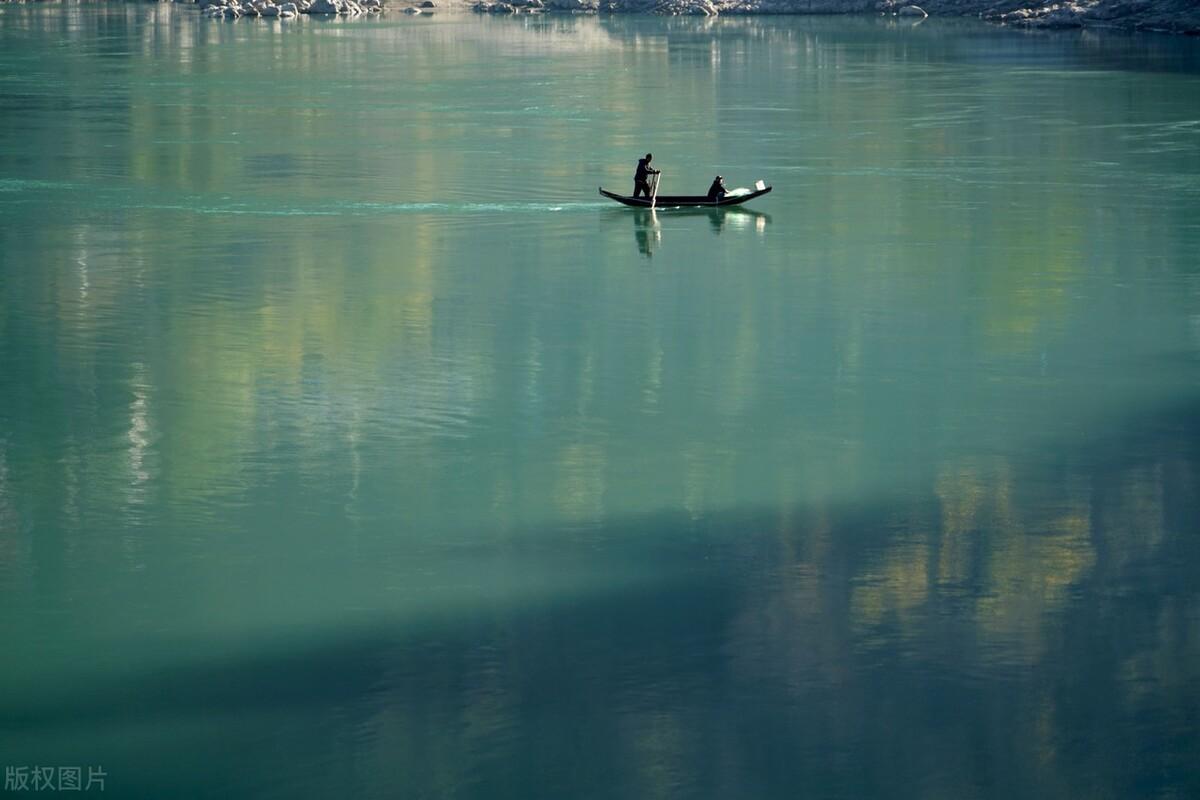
[201, 0, 381, 17]
[195, 0, 436, 16]
[0, 0, 1195, 35]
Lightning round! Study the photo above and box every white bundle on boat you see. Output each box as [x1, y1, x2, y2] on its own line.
[726, 180, 766, 198]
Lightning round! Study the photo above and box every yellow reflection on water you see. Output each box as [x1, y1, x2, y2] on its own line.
[852, 535, 930, 632]
[554, 442, 607, 521]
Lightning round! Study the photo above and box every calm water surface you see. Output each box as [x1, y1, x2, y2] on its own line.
[2, 4, 1199, 797]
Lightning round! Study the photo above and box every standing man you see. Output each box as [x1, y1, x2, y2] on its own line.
[633, 153, 660, 199]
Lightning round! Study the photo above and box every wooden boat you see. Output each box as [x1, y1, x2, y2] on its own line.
[598, 185, 772, 208]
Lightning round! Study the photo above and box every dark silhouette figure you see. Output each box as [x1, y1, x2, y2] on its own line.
[633, 153, 660, 199]
[635, 226, 654, 257]
[634, 210, 660, 257]
[706, 175, 726, 201]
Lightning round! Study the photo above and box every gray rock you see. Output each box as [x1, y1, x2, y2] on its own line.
[654, 0, 717, 14]
[993, 2, 1089, 28]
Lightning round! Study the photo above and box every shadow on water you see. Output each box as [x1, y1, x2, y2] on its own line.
[3, 397, 1200, 798]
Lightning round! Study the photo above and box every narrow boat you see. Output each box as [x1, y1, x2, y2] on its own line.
[599, 184, 772, 208]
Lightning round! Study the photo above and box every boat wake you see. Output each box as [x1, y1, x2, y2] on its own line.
[0, 181, 613, 217]
[130, 199, 613, 217]
[334, 200, 612, 215]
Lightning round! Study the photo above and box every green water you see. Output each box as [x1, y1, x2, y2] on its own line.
[2, 4, 1200, 797]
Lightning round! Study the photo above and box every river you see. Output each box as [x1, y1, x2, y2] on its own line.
[1, 5, 1199, 797]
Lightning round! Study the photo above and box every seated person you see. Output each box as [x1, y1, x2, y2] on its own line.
[706, 175, 726, 201]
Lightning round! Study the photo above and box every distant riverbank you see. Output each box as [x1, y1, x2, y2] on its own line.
[436, 0, 1200, 35]
[1, 0, 1197, 34]
[472, 0, 1200, 34]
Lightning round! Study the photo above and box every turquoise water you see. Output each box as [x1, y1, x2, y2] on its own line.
[2, 4, 1200, 797]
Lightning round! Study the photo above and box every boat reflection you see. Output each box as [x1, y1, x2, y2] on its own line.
[626, 207, 772, 258]
[703, 206, 772, 234]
